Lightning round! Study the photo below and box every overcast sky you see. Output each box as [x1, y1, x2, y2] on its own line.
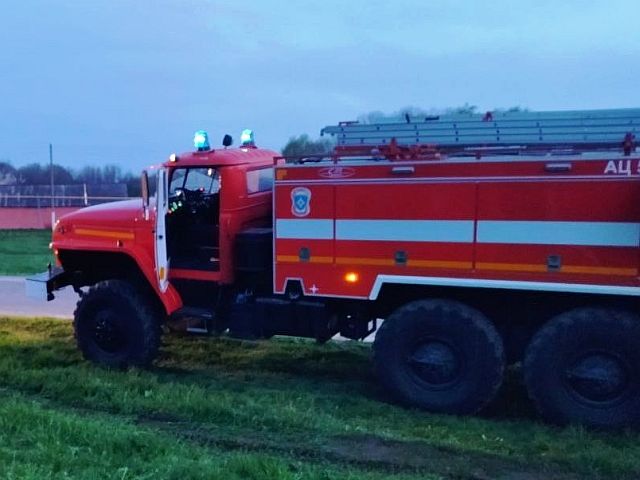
[1, 0, 638, 172]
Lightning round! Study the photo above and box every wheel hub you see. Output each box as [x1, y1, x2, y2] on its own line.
[409, 340, 460, 386]
[93, 312, 125, 353]
[564, 352, 629, 403]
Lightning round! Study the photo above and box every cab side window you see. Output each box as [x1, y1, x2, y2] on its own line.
[246, 168, 273, 194]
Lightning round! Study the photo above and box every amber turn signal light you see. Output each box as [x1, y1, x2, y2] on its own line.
[344, 272, 359, 283]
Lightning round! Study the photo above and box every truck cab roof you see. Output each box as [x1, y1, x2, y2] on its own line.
[163, 147, 278, 169]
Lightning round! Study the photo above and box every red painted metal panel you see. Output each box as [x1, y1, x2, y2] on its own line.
[335, 183, 475, 220]
[477, 243, 636, 267]
[276, 158, 639, 182]
[477, 180, 640, 222]
[335, 240, 473, 263]
[276, 238, 333, 260]
[274, 184, 334, 219]
[274, 183, 335, 275]
[274, 154, 640, 299]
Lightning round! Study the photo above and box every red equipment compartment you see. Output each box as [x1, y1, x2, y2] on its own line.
[274, 154, 640, 299]
[476, 178, 640, 280]
[274, 182, 335, 294]
[334, 181, 475, 277]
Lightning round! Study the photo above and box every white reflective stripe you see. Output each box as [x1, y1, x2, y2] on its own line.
[275, 219, 333, 240]
[369, 274, 640, 300]
[276, 219, 640, 247]
[336, 220, 474, 243]
[477, 221, 640, 247]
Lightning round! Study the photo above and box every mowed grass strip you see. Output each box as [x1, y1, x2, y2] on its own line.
[0, 229, 52, 275]
[0, 317, 639, 479]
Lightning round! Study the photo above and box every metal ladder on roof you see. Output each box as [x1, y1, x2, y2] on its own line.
[321, 108, 640, 154]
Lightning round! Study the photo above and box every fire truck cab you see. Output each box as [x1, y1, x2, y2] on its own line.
[28, 110, 640, 429]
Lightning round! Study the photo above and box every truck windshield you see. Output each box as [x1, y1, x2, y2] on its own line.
[169, 168, 220, 196]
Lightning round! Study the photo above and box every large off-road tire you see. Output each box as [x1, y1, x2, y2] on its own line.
[373, 299, 505, 415]
[524, 307, 640, 429]
[74, 280, 162, 369]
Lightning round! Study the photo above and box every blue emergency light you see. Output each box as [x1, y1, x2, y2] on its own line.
[193, 130, 211, 151]
[240, 129, 255, 147]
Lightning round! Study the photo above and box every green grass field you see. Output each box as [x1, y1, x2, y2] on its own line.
[0, 317, 639, 479]
[0, 229, 52, 275]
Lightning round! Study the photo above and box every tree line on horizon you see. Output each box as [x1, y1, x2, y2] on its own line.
[0, 162, 142, 196]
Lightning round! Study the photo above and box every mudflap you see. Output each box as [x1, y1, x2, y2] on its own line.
[229, 297, 337, 342]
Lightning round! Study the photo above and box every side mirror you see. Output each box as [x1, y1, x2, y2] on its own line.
[141, 170, 150, 219]
[222, 134, 233, 148]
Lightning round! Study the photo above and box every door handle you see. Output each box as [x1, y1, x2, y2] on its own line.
[391, 166, 415, 175]
[545, 162, 572, 172]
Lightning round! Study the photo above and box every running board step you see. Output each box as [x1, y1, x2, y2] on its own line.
[168, 307, 214, 334]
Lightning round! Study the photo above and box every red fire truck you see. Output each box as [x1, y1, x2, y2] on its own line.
[27, 110, 640, 428]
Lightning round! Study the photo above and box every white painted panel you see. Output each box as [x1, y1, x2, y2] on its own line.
[477, 221, 640, 247]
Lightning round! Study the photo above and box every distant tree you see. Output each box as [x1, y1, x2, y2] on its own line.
[281, 134, 334, 157]
[447, 103, 478, 115]
[358, 106, 441, 124]
[51, 165, 74, 184]
[357, 110, 392, 124]
[17, 163, 74, 185]
[0, 161, 17, 185]
[496, 106, 529, 113]
[356, 104, 531, 124]
[121, 171, 142, 197]
[75, 164, 124, 184]
[102, 165, 122, 183]
[358, 104, 483, 123]
[17, 163, 43, 184]
[76, 166, 102, 184]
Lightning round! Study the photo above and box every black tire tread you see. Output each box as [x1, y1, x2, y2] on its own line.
[73, 279, 161, 368]
[524, 307, 640, 428]
[373, 299, 505, 415]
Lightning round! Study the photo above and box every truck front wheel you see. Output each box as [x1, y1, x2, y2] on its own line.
[74, 280, 162, 369]
[524, 307, 640, 429]
[373, 299, 505, 415]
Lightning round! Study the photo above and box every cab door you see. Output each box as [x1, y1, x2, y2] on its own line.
[155, 167, 169, 292]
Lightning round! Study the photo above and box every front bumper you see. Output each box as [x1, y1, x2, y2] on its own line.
[25, 267, 72, 301]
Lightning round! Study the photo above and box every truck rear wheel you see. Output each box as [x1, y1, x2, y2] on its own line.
[74, 280, 162, 369]
[524, 307, 640, 429]
[373, 299, 505, 415]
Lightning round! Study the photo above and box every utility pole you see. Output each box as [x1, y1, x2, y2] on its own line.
[50, 143, 55, 230]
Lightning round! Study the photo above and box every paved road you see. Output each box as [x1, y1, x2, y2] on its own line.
[0, 276, 77, 318]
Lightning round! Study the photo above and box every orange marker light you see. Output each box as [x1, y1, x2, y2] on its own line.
[344, 272, 359, 283]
